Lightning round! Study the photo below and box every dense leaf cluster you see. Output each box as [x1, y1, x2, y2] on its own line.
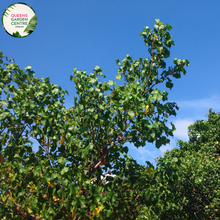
[2, 19, 218, 220]
[141, 108, 220, 219]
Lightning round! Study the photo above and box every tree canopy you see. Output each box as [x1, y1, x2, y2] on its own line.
[144, 109, 220, 219]
[0, 19, 200, 220]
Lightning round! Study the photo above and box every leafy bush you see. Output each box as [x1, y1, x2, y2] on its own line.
[0, 19, 191, 219]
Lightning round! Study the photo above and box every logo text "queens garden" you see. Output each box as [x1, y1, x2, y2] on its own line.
[11, 14, 28, 17]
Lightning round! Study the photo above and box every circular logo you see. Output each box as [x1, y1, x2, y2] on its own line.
[2, 2, 37, 38]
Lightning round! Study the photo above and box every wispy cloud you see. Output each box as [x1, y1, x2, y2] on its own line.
[176, 95, 220, 110]
[133, 137, 177, 166]
[136, 147, 160, 162]
[172, 118, 194, 141]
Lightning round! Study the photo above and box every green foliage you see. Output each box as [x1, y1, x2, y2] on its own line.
[0, 19, 190, 219]
[151, 109, 220, 219]
[12, 32, 23, 38]
[24, 15, 37, 35]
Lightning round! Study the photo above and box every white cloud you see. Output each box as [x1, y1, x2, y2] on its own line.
[136, 147, 159, 160]
[176, 95, 220, 110]
[129, 137, 177, 166]
[172, 118, 194, 141]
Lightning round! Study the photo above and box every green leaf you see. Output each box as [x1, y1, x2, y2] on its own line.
[140, 31, 147, 37]
[106, 209, 112, 217]
[78, 195, 86, 207]
[30, 198, 38, 209]
[90, 204, 96, 212]
[166, 82, 173, 89]
[89, 185, 99, 194]
[166, 24, 172, 30]
[69, 184, 79, 196]
[173, 157, 178, 162]
[52, 88, 60, 94]
[111, 193, 118, 203]
[128, 110, 135, 119]
[151, 89, 163, 102]
[155, 18, 160, 24]
[48, 207, 55, 215]
[51, 173, 58, 180]
[115, 73, 122, 80]
[61, 166, 69, 175]
[25, 65, 32, 70]
[12, 31, 22, 38]
[61, 179, 68, 188]
[24, 15, 37, 34]
[93, 194, 101, 203]
[108, 80, 115, 86]
[165, 168, 172, 177]
[89, 78, 96, 84]
[58, 157, 67, 166]
[93, 114, 98, 119]
[94, 66, 102, 72]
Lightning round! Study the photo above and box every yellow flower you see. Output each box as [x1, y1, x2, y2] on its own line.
[164, 113, 168, 118]
[94, 207, 100, 214]
[59, 135, 65, 145]
[62, 116, 66, 121]
[154, 35, 159, 41]
[38, 210, 43, 218]
[34, 115, 41, 124]
[47, 182, 55, 187]
[32, 184, 37, 192]
[136, 205, 141, 210]
[72, 207, 76, 217]
[53, 195, 60, 201]
[145, 105, 149, 115]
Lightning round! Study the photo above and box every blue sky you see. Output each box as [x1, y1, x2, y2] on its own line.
[1, 0, 220, 169]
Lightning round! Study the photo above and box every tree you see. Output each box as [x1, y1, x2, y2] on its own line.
[144, 109, 220, 219]
[0, 19, 189, 219]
